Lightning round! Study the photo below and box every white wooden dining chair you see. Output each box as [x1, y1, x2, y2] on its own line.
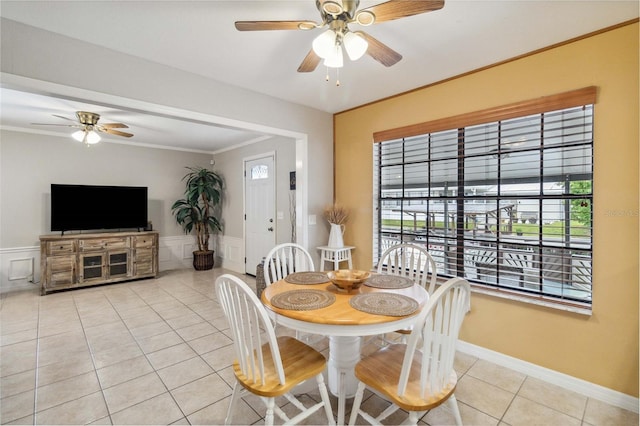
[264, 243, 315, 286]
[375, 243, 438, 344]
[348, 277, 471, 426]
[263, 243, 319, 341]
[377, 243, 438, 294]
[215, 274, 335, 426]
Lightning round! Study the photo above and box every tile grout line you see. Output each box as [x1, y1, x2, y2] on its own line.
[32, 293, 42, 426]
[101, 281, 190, 423]
[72, 289, 116, 425]
[101, 277, 239, 422]
[143, 280, 238, 421]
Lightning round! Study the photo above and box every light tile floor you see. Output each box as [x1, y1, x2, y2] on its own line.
[1, 268, 637, 425]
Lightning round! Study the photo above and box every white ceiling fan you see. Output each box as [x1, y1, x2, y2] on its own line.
[33, 111, 133, 146]
[235, 0, 445, 78]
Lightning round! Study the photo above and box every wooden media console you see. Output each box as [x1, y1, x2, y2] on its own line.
[39, 231, 159, 295]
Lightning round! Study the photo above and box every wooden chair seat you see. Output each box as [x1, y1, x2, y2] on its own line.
[354, 344, 457, 412]
[348, 278, 471, 426]
[215, 274, 335, 425]
[234, 336, 328, 397]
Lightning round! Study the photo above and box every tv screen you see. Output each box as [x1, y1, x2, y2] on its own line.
[51, 184, 148, 232]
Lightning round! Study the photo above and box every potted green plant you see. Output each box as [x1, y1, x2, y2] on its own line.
[172, 166, 223, 270]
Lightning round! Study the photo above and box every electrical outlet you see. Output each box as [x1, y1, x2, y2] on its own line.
[308, 215, 317, 225]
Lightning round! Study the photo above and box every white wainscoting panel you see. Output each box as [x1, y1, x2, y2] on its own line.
[0, 237, 200, 287]
[218, 235, 244, 274]
[0, 246, 40, 289]
[159, 235, 197, 271]
[8, 257, 35, 281]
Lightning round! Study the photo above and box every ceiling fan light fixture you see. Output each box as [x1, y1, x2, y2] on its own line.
[86, 130, 101, 145]
[312, 29, 337, 59]
[355, 10, 375, 26]
[343, 31, 368, 60]
[321, 0, 343, 16]
[72, 129, 101, 145]
[323, 44, 344, 68]
[72, 130, 86, 142]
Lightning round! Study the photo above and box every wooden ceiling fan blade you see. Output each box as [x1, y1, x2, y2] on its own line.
[297, 49, 322, 72]
[101, 128, 133, 138]
[360, 0, 444, 24]
[100, 123, 129, 129]
[51, 114, 76, 122]
[31, 122, 82, 128]
[235, 20, 318, 31]
[363, 33, 402, 67]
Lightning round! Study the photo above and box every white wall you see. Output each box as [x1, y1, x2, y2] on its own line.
[211, 136, 298, 273]
[0, 131, 212, 246]
[1, 18, 333, 252]
[0, 18, 335, 282]
[0, 130, 217, 286]
[213, 136, 296, 242]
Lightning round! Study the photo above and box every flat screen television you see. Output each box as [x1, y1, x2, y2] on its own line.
[51, 184, 148, 233]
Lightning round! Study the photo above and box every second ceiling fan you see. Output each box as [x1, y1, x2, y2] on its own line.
[34, 111, 133, 146]
[235, 0, 445, 73]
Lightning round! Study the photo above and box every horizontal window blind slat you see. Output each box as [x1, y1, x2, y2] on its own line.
[373, 96, 593, 307]
[373, 86, 597, 143]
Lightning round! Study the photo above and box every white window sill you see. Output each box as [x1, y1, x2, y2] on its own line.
[435, 276, 592, 316]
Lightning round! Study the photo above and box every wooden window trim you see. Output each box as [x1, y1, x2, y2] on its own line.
[373, 86, 597, 143]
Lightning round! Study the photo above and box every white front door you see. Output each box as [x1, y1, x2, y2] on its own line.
[245, 155, 276, 275]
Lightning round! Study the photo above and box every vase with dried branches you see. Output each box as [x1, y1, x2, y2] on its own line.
[324, 204, 349, 248]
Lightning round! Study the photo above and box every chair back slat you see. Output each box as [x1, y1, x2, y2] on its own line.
[264, 243, 315, 286]
[398, 277, 471, 398]
[378, 243, 438, 294]
[215, 274, 285, 385]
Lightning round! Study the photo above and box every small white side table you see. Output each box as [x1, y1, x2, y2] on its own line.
[317, 246, 355, 271]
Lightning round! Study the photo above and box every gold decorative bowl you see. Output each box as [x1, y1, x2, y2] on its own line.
[327, 270, 371, 293]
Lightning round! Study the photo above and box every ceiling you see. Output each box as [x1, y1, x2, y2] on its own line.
[1, 1, 637, 152]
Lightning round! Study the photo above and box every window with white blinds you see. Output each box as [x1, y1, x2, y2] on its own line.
[373, 94, 594, 306]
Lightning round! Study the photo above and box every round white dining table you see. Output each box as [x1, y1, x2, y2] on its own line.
[261, 276, 429, 425]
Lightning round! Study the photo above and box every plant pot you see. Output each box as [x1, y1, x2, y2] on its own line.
[193, 250, 215, 270]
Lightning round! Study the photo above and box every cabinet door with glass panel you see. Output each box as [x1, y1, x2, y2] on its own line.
[78, 252, 107, 283]
[108, 250, 132, 279]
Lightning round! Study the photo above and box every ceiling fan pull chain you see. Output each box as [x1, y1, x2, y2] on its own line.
[336, 68, 340, 87]
[325, 66, 330, 82]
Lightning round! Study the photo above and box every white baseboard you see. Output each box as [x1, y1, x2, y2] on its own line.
[457, 340, 639, 413]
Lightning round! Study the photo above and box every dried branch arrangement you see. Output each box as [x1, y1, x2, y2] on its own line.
[323, 204, 349, 225]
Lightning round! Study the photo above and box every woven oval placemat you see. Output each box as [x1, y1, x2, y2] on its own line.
[365, 274, 414, 289]
[285, 271, 330, 285]
[349, 293, 419, 316]
[271, 290, 336, 311]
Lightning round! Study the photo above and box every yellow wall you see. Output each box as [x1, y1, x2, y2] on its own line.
[334, 23, 639, 396]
